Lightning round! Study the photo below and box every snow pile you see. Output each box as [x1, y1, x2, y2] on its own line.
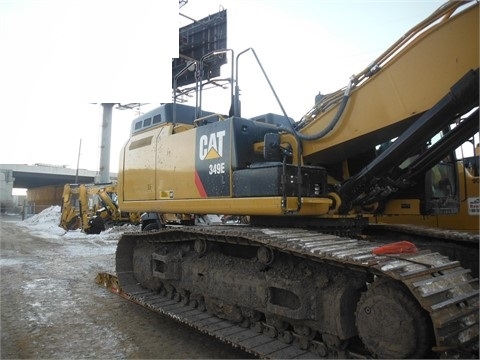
[23, 205, 62, 226]
[18, 205, 140, 242]
[19, 205, 66, 237]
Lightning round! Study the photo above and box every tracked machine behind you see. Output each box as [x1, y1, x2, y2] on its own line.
[114, 1, 479, 358]
[60, 183, 140, 234]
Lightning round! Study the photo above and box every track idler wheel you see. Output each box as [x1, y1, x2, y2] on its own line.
[355, 279, 433, 358]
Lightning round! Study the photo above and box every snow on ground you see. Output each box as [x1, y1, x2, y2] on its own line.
[15, 205, 142, 259]
[17, 206, 140, 244]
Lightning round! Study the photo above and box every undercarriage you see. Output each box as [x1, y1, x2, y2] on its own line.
[115, 226, 479, 358]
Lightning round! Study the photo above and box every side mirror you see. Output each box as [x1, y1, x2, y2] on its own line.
[264, 133, 282, 161]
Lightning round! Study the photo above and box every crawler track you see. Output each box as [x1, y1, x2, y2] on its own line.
[366, 223, 480, 278]
[111, 226, 479, 358]
[368, 223, 480, 243]
[96, 272, 321, 358]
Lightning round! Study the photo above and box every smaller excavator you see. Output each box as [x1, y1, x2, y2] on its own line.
[59, 183, 140, 234]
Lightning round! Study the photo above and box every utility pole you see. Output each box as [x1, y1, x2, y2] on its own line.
[75, 139, 82, 184]
[98, 103, 114, 184]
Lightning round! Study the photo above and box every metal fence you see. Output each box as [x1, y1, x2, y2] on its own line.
[0, 201, 55, 220]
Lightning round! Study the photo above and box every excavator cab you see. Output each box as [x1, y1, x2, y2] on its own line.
[374, 123, 479, 234]
[424, 125, 479, 216]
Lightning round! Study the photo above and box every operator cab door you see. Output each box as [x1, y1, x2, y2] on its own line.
[423, 128, 459, 215]
[423, 128, 479, 216]
[424, 159, 458, 214]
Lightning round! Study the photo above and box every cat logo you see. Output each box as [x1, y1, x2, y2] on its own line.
[199, 130, 226, 160]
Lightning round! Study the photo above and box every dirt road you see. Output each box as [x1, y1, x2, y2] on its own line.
[0, 214, 250, 359]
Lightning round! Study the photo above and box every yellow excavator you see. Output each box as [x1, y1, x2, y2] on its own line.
[60, 183, 140, 234]
[114, 1, 478, 358]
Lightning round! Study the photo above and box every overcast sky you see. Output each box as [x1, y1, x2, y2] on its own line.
[0, 0, 448, 180]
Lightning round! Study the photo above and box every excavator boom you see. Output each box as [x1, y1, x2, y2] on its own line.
[296, 1, 478, 164]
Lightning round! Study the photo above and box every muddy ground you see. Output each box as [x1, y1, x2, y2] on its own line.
[0, 214, 250, 359]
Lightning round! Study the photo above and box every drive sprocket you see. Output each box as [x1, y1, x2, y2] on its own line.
[355, 279, 433, 358]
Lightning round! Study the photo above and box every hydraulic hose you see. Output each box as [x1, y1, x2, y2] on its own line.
[292, 79, 353, 141]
